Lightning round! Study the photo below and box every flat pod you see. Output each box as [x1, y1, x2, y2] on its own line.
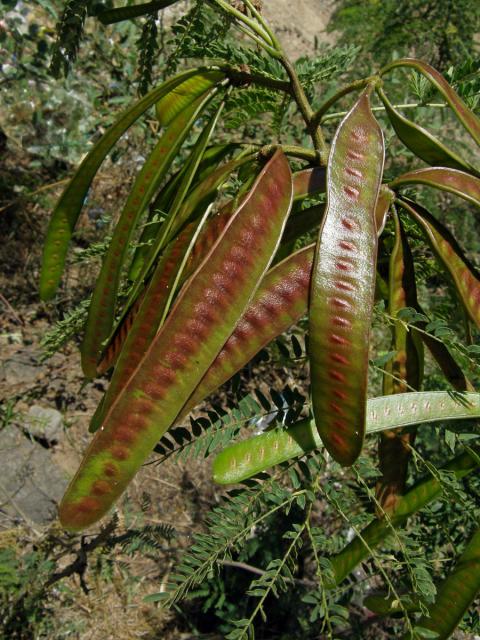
[309, 87, 384, 466]
[377, 210, 424, 512]
[381, 58, 480, 147]
[377, 87, 478, 176]
[292, 167, 326, 200]
[59, 150, 293, 532]
[398, 198, 480, 329]
[179, 244, 315, 421]
[390, 167, 480, 209]
[93, 205, 237, 430]
[109, 100, 228, 352]
[212, 392, 480, 484]
[91, 223, 199, 431]
[39, 67, 214, 301]
[128, 144, 246, 283]
[155, 71, 225, 126]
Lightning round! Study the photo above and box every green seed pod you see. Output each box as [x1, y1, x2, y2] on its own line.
[212, 392, 480, 484]
[381, 58, 480, 147]
[390, 167, 480, 210]
[81, 91, 219, 377]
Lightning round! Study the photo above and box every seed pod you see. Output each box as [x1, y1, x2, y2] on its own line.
[212, 392, 480, 484]
[180, 244, 314, 420]
[390, 167, 480, 210]
[309, 87, 384, 466]
[398, 197, 480, 329]
[92, 208, 236, 431]
[91, 224, 198, 431]
[103, 167, 257, 377]
[81, 91, 219, 377]
[377, 87, 478, 176]
[97, 1, 180, 25]
[40, 67, 221, 301]
[406, 527, 480, 639]
[291, 167, 326, 200]
[111, 99, 229, 351]
[377, 210, 424, 513]
[59, 150, 293, 531]
[375, 185, 395, 236]
[381, 58, 480, 147]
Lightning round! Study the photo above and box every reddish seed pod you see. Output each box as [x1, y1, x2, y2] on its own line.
[309, 87, 385, 466]
[59, 150, 293, 531]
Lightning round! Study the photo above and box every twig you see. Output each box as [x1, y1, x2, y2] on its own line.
[219, 559, 316, 587]
[0, 292, 24, 326]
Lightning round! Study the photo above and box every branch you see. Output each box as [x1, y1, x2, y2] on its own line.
[219, 559, 316, 587]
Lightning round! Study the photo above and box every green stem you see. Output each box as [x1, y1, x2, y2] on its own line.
[243, 0, 282, 51]
[280, 56, 328, 161]
[311, 77, 375, 128]
[235, 22, 281, 58]
[210, 0, 274, 47]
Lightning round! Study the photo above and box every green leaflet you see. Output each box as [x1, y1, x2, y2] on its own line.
[96, 1, 179, 24]
[390, 167, 480, 210]
[39, 67, 223, 301]
[212, 392, 480, 484]
[310, 87, 384, 466]
[381, 58, 480, 148]
[397, 198, 480, 329]
[156, 71, 226, 126]
[59, 150, 293, 532]
[377, 87, 478, 176]
[80, 90, 220, 377]
[377, 210, 424, 512]
[405, 526, 480, 639]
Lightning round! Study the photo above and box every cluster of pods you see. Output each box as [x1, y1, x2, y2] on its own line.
[39, 60, 480, 563]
